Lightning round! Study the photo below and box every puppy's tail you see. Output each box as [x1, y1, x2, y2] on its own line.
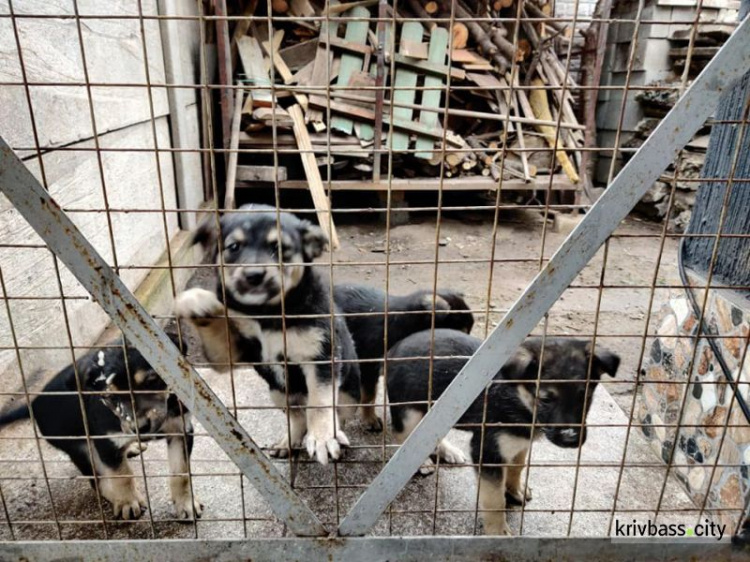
[0, 403, 30, 428]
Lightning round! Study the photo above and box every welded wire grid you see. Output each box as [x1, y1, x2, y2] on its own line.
[0, 0, 748, 543]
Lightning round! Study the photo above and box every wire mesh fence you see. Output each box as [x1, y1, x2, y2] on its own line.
[0, 0, 748, 550]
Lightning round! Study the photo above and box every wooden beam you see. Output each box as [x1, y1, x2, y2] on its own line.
[288, 104, 340, 249]
[236, 165, 289, 182]
[393, 53, 466, 81]
[237, 36, 273, 107]
[238, 175, 577, 191]
[224, 87, 245, 210]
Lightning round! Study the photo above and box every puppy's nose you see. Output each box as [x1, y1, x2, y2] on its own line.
[559, 427, 584, 446]
[243, 269, 266, 286]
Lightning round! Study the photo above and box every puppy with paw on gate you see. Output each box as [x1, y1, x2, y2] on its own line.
[333, 284, 474, 431]
[175, 205, 360, 465]
[386, 329, 619, 535]
[0, 334, 201, 521]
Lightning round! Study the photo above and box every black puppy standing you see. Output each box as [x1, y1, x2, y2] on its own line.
[333, 284, 474, 430]
[386, 329, 619, 535]
[0, 336, 200, 520]
[175, 205, 360, 465]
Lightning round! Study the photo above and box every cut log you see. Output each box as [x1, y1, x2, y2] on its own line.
[452, 23, 469, 50]
[272, 0, 289, 12]
[424, 1, 439, 14]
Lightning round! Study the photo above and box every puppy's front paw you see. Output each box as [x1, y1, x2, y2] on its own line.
[172, 491, 203, 520]
[124, 441, 148, 458]
[112, 489, 147, 521]
[506, 485, 532, 507]
[270, 433, 302, 459]
[483, 517, 512, 536]
[174, 288, 224, 326]
[304, 412, 349, 465]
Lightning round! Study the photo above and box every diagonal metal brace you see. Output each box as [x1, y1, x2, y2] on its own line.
[0, 141, 326, 537]
[338, 15, 750, 536]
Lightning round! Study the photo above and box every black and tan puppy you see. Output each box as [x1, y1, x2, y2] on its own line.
[0, 335, 200, 520]
[333, 284, 473, 431]
[175, 205, 360, 465]
[386, 329, 619, 535]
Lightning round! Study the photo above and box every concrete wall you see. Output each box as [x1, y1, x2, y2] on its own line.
[0, 0, 203, 387]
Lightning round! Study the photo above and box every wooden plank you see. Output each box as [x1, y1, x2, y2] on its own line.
[238, 175, 577, 191]
[262, 32, 309, 110]
[237, 36, 273, 107]
[280, 39, 319, 71]
[289, 59, 315, 85]
[320, 35, 374, 56]
[306, 0, 339, 126]
[330, 6, 371, 134]
[215, 0, 233, 149]
[450, 49, 482, 63]
[400, 40, 429, 59]
[415, 27, 448, 159]
[308, 95, 455, 142]
[290, 0, 316, 17]
[288, 104, 340, 249]
[345, 71, 377, 143]
[393, 53, 466, 81]
[224, 88, 244, 210]
[466, 71, 504, 90]
[389, 22, 423, 151]
[236, 165, 288, 182]
[239, 131, 361, 146]
[323, 0, 378, 14]
[528, 78, 579, 184]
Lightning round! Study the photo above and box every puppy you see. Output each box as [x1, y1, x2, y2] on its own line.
[0, 335, 201, 520]
[386, 329, 619, 535]
[175, 205, 360, 465]
[333, 283, 474, 431]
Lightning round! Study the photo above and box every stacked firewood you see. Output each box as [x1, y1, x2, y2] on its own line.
[218, 0, 584, 205]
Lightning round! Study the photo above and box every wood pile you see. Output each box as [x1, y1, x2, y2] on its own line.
[213, 0, 584, 240]
[627, 24, 733, 232]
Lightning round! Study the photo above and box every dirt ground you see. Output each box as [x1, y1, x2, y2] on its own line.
[0, 208, 687, 540]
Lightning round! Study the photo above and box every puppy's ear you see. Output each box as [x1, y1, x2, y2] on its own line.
[586, 343, 620, 378]
[80, 354, 115, 392]
[501, 346, 536, 380]
[192, 216, 221, 262]
[300, 222, 328, 260]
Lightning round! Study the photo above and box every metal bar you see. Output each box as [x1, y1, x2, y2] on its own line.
[0, 537, 746, 562]
[0, 139, 327, 537]
[337, 14, 750, 537]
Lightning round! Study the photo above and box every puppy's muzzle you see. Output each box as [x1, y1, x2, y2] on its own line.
[548, 426, 586, 448]
[237, 267, 267, 290]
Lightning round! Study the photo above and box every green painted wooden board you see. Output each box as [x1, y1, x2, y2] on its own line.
[388, 22, 423, 151]
[415, 27, 448, 159]
[330, 6, 371, 134]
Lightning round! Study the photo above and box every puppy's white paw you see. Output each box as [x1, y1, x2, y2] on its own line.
[270, 434, 302, 459]
[174, 288, 224, 325]
[438, 440, 466, 465]
[418, 458, 436, 476]
[304, 413, 349, 465]
[112, 490, 147, 521]
[483, 518, 513, 536]
[124, 441, 148, 458]
[172, 491, 203, 520]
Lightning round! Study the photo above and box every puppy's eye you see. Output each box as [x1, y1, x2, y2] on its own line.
[539, 393, 556, 404]
[225, 242, 240, 253]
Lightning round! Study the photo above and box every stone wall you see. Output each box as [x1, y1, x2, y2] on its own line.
[639, 276, 749, 531]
